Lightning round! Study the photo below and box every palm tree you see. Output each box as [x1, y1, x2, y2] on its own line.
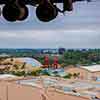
[21, 62, 26, 69]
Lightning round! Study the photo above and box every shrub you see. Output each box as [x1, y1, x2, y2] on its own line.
[73, 73, 80, 78]
[63, 73, 72, 79]
[28, 68, 42, 76]
[11, 71, 26, 76]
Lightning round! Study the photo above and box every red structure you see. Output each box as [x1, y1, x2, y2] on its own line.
[53, 56, 58, 69]
[44, 55, 49, 68]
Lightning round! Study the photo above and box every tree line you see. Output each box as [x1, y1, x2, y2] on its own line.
[36, 49, 100, 67]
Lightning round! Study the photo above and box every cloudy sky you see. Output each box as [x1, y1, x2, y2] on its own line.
[0, 0, 100, 48]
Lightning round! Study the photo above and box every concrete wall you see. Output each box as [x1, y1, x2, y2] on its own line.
[92, 71, 100, 77]
[46, 88, 90, 100]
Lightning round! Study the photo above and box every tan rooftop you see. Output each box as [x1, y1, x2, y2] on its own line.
[0, 76, 100, 100]
[0, 80, 92, 100]
[0, 81, 42, 100]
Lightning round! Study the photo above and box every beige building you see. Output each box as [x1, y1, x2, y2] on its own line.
[65, 65, 100, 80]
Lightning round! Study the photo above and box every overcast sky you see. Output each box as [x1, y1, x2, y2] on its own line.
[0, 0, 100, 49]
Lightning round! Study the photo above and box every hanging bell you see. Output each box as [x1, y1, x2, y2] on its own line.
[17, 5, 29, 21]
[36, 3, 58, 22]
[63, 0, 73, 12]
[2, 4, 20, 22]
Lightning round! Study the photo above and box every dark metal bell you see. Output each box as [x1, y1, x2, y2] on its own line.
[63, 0, 73, 11]
[2, 4, 20, 22]
[18, 6, 29, 21]
[36, 3, 58, 22]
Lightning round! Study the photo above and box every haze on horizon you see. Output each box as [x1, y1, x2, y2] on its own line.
[0, 0, 100, 49]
